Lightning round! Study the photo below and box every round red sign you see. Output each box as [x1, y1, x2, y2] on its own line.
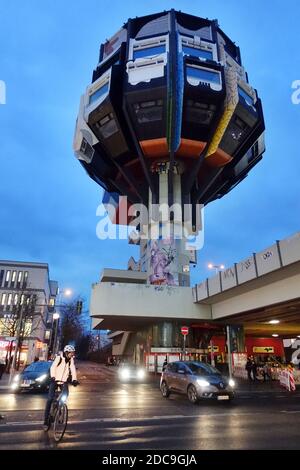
[181, 326, 189, 336]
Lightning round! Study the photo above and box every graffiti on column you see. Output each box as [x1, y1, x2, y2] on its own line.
[149, 239, 178, 286]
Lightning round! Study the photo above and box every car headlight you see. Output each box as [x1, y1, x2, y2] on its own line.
[196, 379, 210, 387]
[229, 379, 235, 388]
[36, 374, 47, 383]
[13, 374, 20, 383]
[119, 368, 130, 380]
[137, 369, 145, 379]
[11, 383, 19, 390]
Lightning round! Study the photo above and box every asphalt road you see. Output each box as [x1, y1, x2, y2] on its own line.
[1, 366, 300, 450]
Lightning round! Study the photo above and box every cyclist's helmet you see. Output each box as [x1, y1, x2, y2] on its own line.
[64, 345, 75, 353]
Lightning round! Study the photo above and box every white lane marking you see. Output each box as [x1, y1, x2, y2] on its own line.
[3, 411, 284, 427]
[280, 410, 300, 414]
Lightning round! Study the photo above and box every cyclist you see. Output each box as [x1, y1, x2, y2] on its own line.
[43, 344, 79, 430]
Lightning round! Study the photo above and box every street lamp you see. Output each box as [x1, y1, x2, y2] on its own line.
[208, 263, 225, 275]
[52, 312, 60, 356]
[50, 288, 72, 357]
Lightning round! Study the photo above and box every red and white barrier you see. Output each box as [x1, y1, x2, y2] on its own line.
[290, 370, 296, 391]
[279, 369, 296, 391]
[233, 366, 248, 380]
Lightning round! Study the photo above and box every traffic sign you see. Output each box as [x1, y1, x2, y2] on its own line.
[181, 326, 189, 336]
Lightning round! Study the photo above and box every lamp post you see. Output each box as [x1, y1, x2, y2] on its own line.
[52, 312, 60, 356]
[208, 263, 225, 275]
[50, 288, 72, 357]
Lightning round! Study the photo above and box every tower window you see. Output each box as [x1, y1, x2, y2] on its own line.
[89, 82, 109, 105]
[186, 66, 221, 86]
[133, 44, 166, 60]
[133, 100, 163, 124]
[185, 100, 216, 125]
[80, 138, 95, 162]
[182, 45, 213, 61]
[95, 113, 118, 139]
[238, 86, 255, 107]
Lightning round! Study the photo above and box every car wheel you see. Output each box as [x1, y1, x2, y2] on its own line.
[187, 385, 198, 404]
[160, 381, 170, 398]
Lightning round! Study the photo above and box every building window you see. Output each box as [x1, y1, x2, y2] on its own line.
[7, 293, 12, 306]
[229, 116, 248, 143]
[14, 294, 19, 305]
[23, 271, 28, 288]
[185, 100, 216, 125]
[17, 271, 23, 288]
[133, 44, 166, 60]
[95, 113, 118, 139]
[45, 330, 51, 340]
[11, 270, 17, 287]
[89, 82, 109, 105]
[182, 45, 213, 61]
[24, 319, 32, 336]
[1, 294, 6, 307]
[186, 65, 221, 86]
[131, 36, 167, 61]
[79, 138, 95, 162]
[238, 86, 255, 107]
[133, 100, 163, 124]
[4, 270, 11, 287]
[0, 270, 4, 287]
[20, 294, 25, 305]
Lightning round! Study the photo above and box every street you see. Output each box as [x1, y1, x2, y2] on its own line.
[1, 364, 300, 450]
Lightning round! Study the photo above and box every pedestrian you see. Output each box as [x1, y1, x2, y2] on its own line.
[34, 356, 39, 363]
[162, 355, 168, 371]
[245, 357, 253, 381]
[262, 362, 271, 382]
[0, 358, 6, 380]
[251, 360, 259, 381]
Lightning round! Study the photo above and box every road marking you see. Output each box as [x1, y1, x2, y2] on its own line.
[280, 410, 300, 414]
[3, 410, 288, 428]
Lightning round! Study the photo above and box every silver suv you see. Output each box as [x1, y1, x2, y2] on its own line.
[160, 361, 235, 404]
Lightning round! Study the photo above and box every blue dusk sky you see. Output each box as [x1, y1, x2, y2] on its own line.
[0, 0, 299, 307]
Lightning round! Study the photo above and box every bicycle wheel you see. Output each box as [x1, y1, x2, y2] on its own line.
[53, 404, 68, 442]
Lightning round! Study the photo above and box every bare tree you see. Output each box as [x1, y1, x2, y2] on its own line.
[0, 286, 49, 371]
[59, 297, 86, 350]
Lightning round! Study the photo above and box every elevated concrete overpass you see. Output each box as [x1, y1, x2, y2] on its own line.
[90, 231, 300, 338]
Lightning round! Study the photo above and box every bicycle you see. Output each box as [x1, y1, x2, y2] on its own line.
[44, 382, 70, 442]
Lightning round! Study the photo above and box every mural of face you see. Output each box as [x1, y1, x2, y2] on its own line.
[149, 240, 177, 285]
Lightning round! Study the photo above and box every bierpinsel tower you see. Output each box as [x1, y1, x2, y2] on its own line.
[74, 10, 265, 289]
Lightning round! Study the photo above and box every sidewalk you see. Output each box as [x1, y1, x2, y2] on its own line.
[234, 377, 299, 393]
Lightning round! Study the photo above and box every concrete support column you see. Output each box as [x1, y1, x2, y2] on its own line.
[146, 163, 190, 287]
[226, 325, 245, 378]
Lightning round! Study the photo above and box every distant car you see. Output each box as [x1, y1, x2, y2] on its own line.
[11, 360, 52, 393]
[160, 361, 235, 404]
[118, 363, 147, 382]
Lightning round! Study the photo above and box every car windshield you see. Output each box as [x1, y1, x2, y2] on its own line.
[120, 363, 140, 369]
[188, 362, 221, 376]
[24, 362, 51, 373]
